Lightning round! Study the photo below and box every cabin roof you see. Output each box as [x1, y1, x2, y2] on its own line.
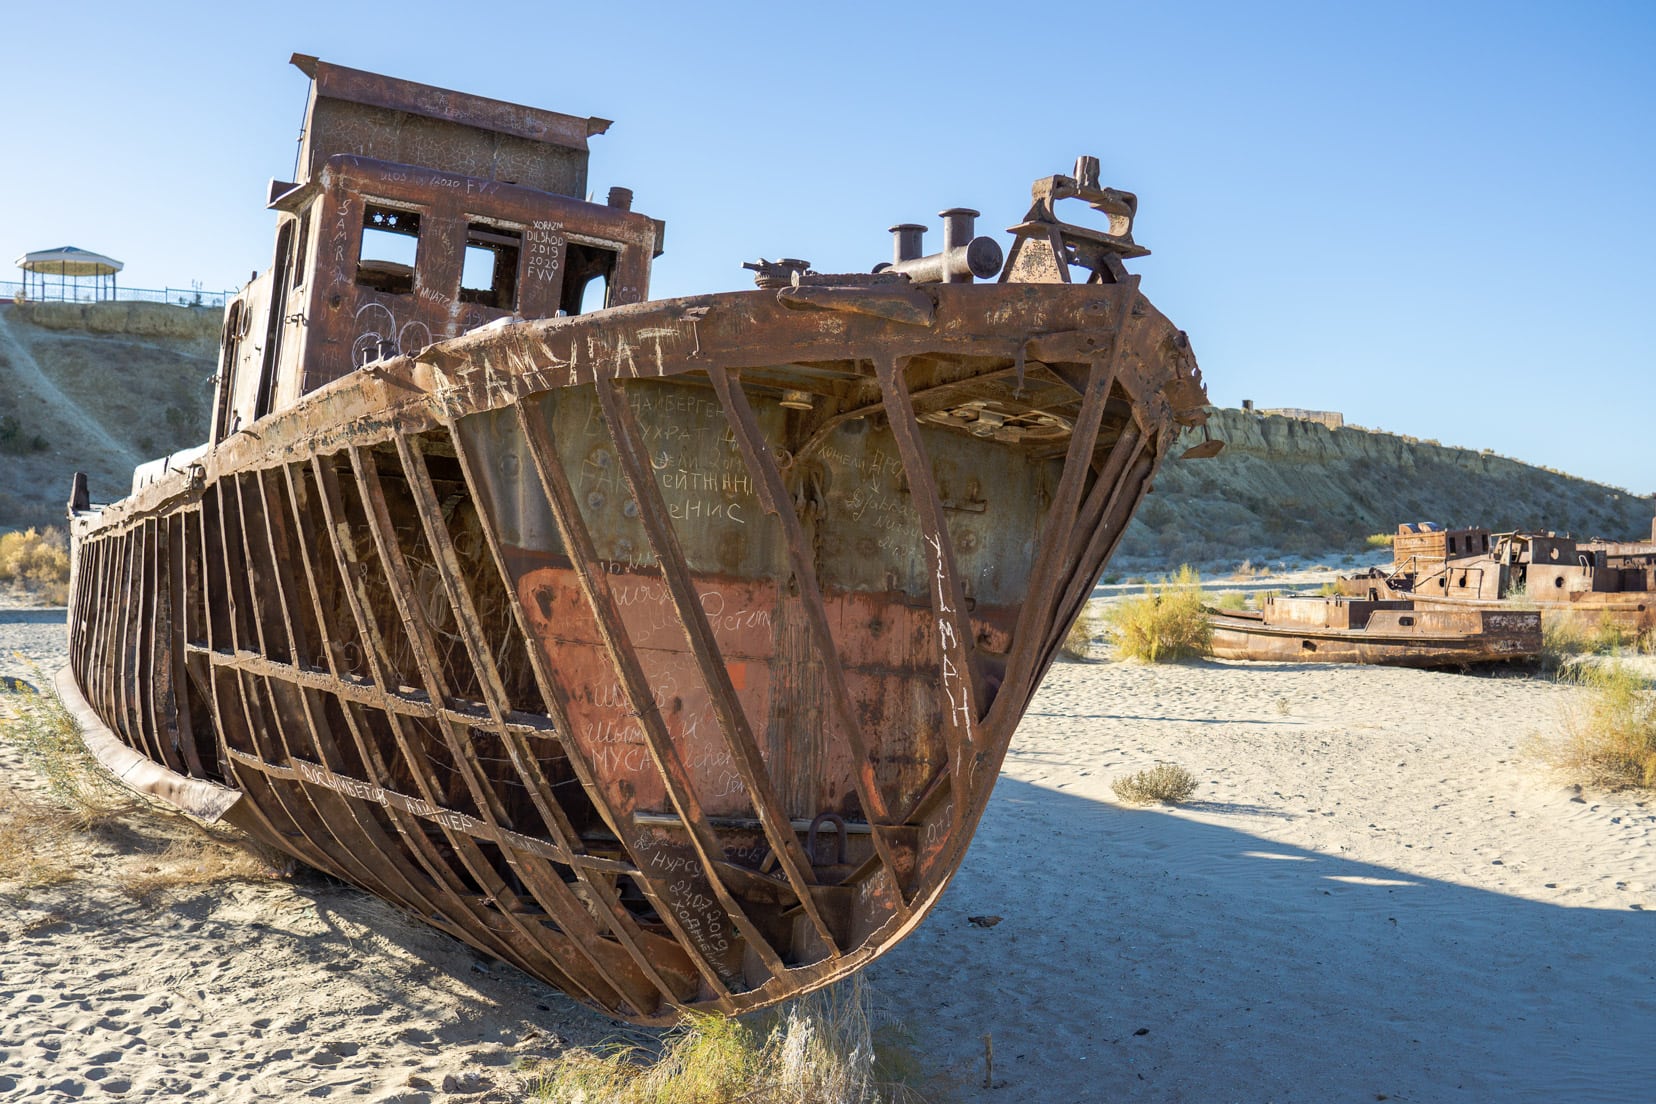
[290, 53, 611, 152]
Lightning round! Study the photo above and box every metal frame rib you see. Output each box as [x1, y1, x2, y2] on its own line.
[513, 396, 790, 990]
[593, 375, 843, 955]
[441, 422, 707, 1015]
[704, 364, 915, 913]
[392, 432, 684, 1017]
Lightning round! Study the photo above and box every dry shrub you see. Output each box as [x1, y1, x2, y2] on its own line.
[525, 977, 928, 1104]
[0, 794, 83, 889]
[1, 677, 283, 900]
[1547, 662, 1656, 791]
[117, 838, 281, 901]
[1212, 591, 1248, 612]
[1364, 532, 1395, 550]
[1112, 763, 1198, 805]
[1060, 601, 1106, 661]
[1104, 565, 1211, 662]
[1541, 613, 1630, 673]
[1, 675, 127, 812]
[0, 526, 71, 605]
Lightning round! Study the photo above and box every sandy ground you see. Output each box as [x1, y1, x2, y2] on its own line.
[5, 603, 1654, 1102]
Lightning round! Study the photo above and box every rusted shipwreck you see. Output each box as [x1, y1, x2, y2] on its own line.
[1207, 594, 1540, 667]
[1342, 522, 1655, 635]
[61, 55, 1211, 1024]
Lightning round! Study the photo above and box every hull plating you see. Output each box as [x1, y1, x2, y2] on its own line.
[66, 283, 1201, 1022]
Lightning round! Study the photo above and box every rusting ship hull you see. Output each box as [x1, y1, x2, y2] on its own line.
[1401, 592, 1653, 635]
[1207, 597, 1541, 667]
[66, 281, 1201, 1023]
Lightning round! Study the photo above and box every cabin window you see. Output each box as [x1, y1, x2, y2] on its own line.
[357, 204, 421, 294]
[460, 223, 521, 310]
[291, 210, 311, 293]
[559, 241, 619, 315]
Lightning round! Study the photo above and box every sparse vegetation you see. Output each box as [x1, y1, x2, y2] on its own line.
[1061, 601, 1106, 661]
[523, 978, 928, 1104]
[1540, 613, 1632, 672]
[1, 672, 126, 811]
[0, 414, 50, 455]
[1103, 565, 1212, 662]
[1364, 532, 1395, 550]
[1212, 591, 1249, 612]
[1111, 763, 1198, 805]
[1545, 662, 1656, 791]
[0, 677, 283, 900]
[0, 794, 83, 889]
[0, 526, 71, 605]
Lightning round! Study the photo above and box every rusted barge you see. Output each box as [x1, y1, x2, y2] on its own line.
[62, 56, 1211, 1024]
[1343, 523, 1655, 635]
[1207, 594, 1540, 667]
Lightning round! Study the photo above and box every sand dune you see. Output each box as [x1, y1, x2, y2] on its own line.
[5, 609, 1653, 1101]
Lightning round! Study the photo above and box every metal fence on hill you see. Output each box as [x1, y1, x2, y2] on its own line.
[1, 279, 231, 311]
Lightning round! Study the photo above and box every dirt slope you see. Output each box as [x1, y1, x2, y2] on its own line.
[0, 303, 217, 529]
[1116, 407, 1656, 572]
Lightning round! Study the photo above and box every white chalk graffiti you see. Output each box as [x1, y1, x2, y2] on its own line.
[352, 301, 433, 367]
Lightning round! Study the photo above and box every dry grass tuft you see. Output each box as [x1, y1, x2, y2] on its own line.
[1060, 601, 1106, 661]
[1112, 763, 1198, 805]
[0, 794, 83, 889]
[524, 977, 928, 1104]
[1, 674, 129, 813]
[1104, 565, 1211, 662]
[0, 527, 71, 605]
[1545, 662, 1656, 792]
[1, 676, 285, 900]
[116, 838, 284, 901]
[1540, 614, 1634, 673]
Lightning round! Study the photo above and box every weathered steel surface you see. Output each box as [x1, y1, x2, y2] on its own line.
[64, 57, 1211, 1024]
[1208, 596, 1541, 667]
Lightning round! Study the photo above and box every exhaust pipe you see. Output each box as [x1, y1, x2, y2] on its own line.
[877, 208, 1003, 283]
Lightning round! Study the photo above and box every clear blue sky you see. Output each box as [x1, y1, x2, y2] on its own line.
[3, 1, 1651, 495]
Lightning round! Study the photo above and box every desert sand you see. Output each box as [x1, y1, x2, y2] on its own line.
[4, 603, 1653, 1102]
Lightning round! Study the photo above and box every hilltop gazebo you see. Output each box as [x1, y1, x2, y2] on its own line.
[14, 246, 124, 302]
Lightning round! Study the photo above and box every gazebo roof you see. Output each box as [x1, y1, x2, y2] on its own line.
[15, 246, 124, 276]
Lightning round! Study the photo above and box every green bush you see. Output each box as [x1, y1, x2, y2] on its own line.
[1104, 565, 1211, 662]
[1364, 532, 1395, 550]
